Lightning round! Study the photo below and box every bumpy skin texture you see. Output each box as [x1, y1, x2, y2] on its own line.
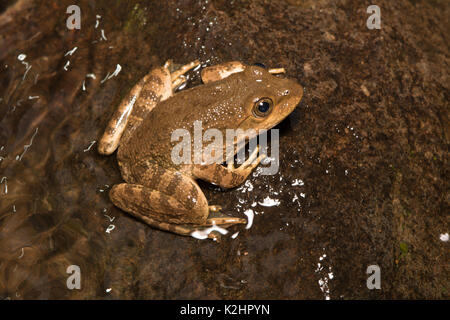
[98, 61, 303, 238]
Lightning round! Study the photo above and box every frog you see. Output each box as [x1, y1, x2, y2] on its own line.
[98, 60, 303, 240]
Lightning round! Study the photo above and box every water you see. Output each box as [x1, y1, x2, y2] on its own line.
[0, 0, 448, 299]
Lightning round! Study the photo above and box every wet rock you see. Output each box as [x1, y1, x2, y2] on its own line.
[0, 0, 448, 299]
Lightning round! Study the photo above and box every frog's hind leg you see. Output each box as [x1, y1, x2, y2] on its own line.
[109, 167, 245, 239]
[201, 61, 246, 83]
[98, 60, 200, 155]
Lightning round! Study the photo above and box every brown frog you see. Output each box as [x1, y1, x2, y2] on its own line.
[98, 60, 303, 239]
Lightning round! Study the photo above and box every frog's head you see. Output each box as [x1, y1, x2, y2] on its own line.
[194, 63, 303, 160]
[233, 64, 303, 133]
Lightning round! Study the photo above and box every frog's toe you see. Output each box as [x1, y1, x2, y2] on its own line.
[188, 210, 246, 241]
[227, 145, 265, 173]
[205, 217, 246, 226]
[169, 60, 201, 90]
[241, 145, 265, 169]
[206, 209, 246, 225]
[201, 61, 245, 83]
[170, 60, 200, 80]
[208, 231, 223, 242]
[208, 205, 222, 213]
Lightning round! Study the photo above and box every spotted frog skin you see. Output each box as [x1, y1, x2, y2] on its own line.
[98, 60, 303, 239]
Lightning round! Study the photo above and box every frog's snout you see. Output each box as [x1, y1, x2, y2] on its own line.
[284, 79, 303, 109]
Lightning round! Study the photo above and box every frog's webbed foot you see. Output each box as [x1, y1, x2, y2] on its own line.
[223, 145, 266, 185]
[200, 61, 286, 84]
[193, 146, 266, 189]
[205, 209, 246, 227]
[227, 144, 266, 172]
[206, 205, 247, 237]
[190, 209, 246, 241]
[166, 59, 200, 90]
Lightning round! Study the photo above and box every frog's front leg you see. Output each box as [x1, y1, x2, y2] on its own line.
[98, 60, 200, 155]
[109, 165, 245, 239]
[192, 146, 265, 189]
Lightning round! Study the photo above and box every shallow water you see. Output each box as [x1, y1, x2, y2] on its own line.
[0, 0, 448, 299]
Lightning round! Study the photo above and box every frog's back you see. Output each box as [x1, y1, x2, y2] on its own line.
[117, 75, 244, 170]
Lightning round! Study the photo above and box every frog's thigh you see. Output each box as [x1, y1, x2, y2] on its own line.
[110, 169, 209, 226]
[201, 61, 245, 83]
[98, 66, 172, 155]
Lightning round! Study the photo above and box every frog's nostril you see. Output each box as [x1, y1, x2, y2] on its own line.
[252, 62, 266, 69]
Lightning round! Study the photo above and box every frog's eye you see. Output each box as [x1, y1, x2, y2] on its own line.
[253, 62, 266, 69]
[252, 98, 273, 118]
